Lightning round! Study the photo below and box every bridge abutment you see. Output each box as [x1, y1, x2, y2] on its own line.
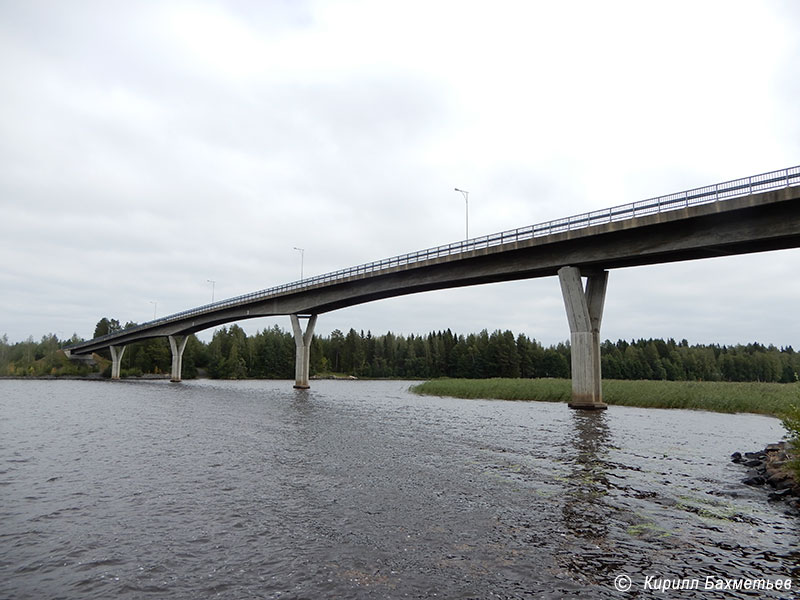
[291, 314, 317, 389]
[168, 335, 189, 382]
[109, 345, 125, 380]
[558, 266, 608, 410]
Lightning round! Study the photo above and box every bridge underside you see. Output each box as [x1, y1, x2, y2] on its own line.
[67, 186, 800, 406]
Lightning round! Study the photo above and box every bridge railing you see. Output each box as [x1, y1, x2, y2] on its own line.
[73, 164, 799, 349]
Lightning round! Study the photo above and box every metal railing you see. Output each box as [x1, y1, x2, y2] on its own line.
[72, 164, 800, 348]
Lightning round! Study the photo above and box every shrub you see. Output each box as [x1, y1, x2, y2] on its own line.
[781, 403, 800, 480]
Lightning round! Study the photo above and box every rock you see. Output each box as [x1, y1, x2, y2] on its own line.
[765, 461, 786, 474]
[766, 471, 790, 486]
[744, 451, 766, 460]
[733, 442, 798, 513]
[768, 488, 793, 501]
[741, 472, 766, 486]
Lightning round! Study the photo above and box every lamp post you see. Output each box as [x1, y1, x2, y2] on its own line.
[207, 279, 216, 303]
[454, 187, 469, 239]
[293, 247, 305, 281]
[149, 301, 157, 320]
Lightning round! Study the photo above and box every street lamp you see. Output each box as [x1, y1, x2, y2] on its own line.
[454, 187, 469, 239]
[207, 279, 216, 303]
[149, 301, 157, 320]
[293, 247, 305, 281]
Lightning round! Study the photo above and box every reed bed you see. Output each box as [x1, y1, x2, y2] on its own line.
[411, 378, 800, 417]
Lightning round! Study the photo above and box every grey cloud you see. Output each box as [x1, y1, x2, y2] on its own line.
[1, 1, 798, 349]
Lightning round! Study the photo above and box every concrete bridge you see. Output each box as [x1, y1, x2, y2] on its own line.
[65, 165, 800, 409]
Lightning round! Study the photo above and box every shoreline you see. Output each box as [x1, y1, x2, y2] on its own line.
[0, 375, 427, 382]
[411, 377, 800, 418]
[733, 442, 800, 512]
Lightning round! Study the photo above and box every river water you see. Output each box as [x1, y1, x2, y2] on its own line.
[1, 379, 797, 599]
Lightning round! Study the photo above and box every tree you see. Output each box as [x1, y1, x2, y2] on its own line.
[94, 317, 121, 338]
[92, 318, 121, 360]
[328, 329, 345, 373]
[486, 330, 520, 378]
[541, 348, 569, 378]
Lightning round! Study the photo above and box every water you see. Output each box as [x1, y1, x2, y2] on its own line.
[1, 379, 797, 599]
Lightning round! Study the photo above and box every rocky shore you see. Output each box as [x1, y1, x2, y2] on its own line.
[732, 441, 799, 511]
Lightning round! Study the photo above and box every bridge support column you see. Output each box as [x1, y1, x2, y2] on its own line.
[558, 266, 608, 410]
[109, 345, 125, 380]
[291, 314, 317, 389]
[168, 335, 189, 383]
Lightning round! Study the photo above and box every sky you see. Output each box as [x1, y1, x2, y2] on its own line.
[1, 0, 798, 348]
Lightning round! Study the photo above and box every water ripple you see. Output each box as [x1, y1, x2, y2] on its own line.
[0, 379, 796, 599]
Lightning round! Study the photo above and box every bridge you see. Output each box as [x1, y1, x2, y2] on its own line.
[65, 165, 800, 409]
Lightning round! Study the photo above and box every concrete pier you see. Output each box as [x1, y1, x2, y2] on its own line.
[109, 345, 125, 380]
[168, 335, 189, 382]
[290, 314, 317, 389]
[558, 266, 608, 410]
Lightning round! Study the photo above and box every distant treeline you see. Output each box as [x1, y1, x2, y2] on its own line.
[2, 318, 799, 383]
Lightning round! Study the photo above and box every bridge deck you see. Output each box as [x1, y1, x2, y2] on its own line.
[66, 166, 800, 354]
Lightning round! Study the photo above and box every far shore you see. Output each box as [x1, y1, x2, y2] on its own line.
[411, 378, 800, 418]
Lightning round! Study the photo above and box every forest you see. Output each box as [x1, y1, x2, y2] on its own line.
[2, 316, 799, 384]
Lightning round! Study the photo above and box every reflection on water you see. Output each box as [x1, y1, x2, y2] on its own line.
[563, 411, 612, 543]
[0, 379, 797, 599]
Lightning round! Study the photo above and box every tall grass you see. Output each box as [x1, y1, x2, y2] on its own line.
[781, 404, 800, 479]
[411, 378, 800, 417]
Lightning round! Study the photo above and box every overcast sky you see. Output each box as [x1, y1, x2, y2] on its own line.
[1, 0, 798, 348]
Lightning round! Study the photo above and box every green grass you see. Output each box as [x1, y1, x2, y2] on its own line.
[781, 404, 800, 479]
[411, 378, 800, 417]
